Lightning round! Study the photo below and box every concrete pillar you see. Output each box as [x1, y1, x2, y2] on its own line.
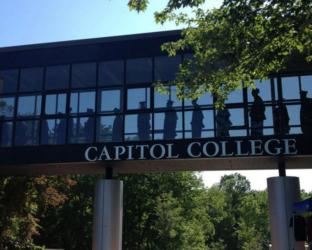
[267, 176, 304, 250]
[92, 179, 123, 250]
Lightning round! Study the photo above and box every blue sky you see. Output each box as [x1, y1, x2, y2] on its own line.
[1, 0, 311, 191]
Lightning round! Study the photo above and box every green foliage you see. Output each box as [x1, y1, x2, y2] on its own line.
[130, 0, 312, 107]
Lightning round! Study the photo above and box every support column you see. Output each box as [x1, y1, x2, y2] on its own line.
[92, 178, 123, 250]
[267, 176, 304, 250]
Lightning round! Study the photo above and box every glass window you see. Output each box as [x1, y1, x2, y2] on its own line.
[127, 88, 150, 110]
[41, 119, 66, 145]
[72, 63, 96, 88]
[97, 115, 123, 142]
[184, 93, 213, 107]
[154, 86, 181, 109]
[154, 112, 183, 140]
[126, 58, 152, 84]
[0, 97, 15, 118]
[229, 130, 247, 137]
[68, 117, 94, 143]
[45, 94, 66, 115]
[99, 61, 124, 86]
[301, 75, 312, 98]
[99, 89, 121, 112]
[228, 108, 244, 126]
[154, 56, 181, 82]
[70, 91, 95, 114]
[15, 120, 39, 145]
[282, 77, 300, 100]
[248, 79, 272, 102]
[225, 88, 243, 104]
[17, 95, 42, 116]
[264, 106, 273, 127]
[125, 113, 151, 141]
[0, 121, 13, 147]
[184, 110, 214, 138]
[0, 69, 18, 94]
[45, 65, 70, 90]
[287, 105, 301, 126]
[20, 67, 43, 92]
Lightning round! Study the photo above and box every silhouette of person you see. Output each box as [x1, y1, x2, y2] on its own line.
[112, 108, 123, 141]
[250, 88, 266, 136]
[163, 100, 178, 139]
[216, 108, 232, 137]
[41, 120, 49, 144]
[56, 119, 66, 144]
[1, 122, 12, 146]
[274, 100, 290, 135]
[300, 90, 312, 135]
[15, 121, 28, 145]
[84, 108, 94, 142]
[137, 101, 150, 140]
[191, 99, 204, 138]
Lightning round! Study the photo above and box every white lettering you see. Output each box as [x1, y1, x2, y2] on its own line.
[187, 142, 202, 158]
[235, 140, 249, 156]
[127, 145, 134, 160]
[264, 139, 281, 155]
[99, 146, 112, 160]
[85, 146, 98, 162]
[135, 145, 149, 160]
[203, 141, 219, 157]
[114, 146, 126, 160]
[220, 141, 233, 157]
[283, 139, 298, 155]
[150, 144, 166, 159]
[166, 143, 179, 159]
[250, 140, 263, 155]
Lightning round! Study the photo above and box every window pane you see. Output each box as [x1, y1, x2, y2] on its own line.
[99, 61, 124, 86]
[0, 69, 18, 94]
[20, 67, 43, 92]
[230, 129, 247, 137]
[184, 110, 214, 138]
[15, 120, 39, 145]
[45, 94, 66, 115]
[70, 91, 95, 114]
[125, 114, 151, 141]
[287, 105, 301, 126]
[282, 77, 300, 100]
[41, 119, 66, 144]
[45, 65, 69, 90]
[126, 58, 152, 84]
[68, 117, 94, 143]
[184, 93, 213, 106]
[0, 97, 15, 118]
[99, 90, 121, 112]
[248, 79, 272, 102]
[225, 89, 243, 103]
[301, 75, 312, 98]
[154, 86, 181, 109]
[154, 112, 182, 140]
[97, 115, 123, 142]
[72, 63, 96, 88]
[215, 108, 233, 137]
[127, 88, 150, 110]
[154, 56, 180, 81]
[17, 95, 42, 116]
[0, 122, 13, 147]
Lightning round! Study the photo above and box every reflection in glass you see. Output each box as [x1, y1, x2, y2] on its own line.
[0, 97, 15, 118]
[282, 77, 300, 100]
[17, 96, 42, 116]
[20, 68, 43, 92]
[127, 88, 150, 110]
[0, 122, 13, 147]
[216, 108, 232, 137]
[185, 109, 213, 138]
[229, 130, 247, 137]
[99, 90, 121, 112]
[68, 117, 94, 143]
[274, 103, 289, 135]
[70, 91, 95, 114]
[299, 91, 312, 135]
[15, 120, 39, 145]
[249, 88, 266, 136]
[41, 119, 66, 144]
[191, 100, 204, 138]
[45, 94, 66, 115]
[154, 86, 181, 108]
[0, 70, 18, 93]
[154, 111, 182, 140]
[125, 114, 151, 141]
[184, 93, 213, 106]
[126, 58, 152, 84]
[72, 63, 96, 88]
[45, 65, 69, 90]
[97, 115, 123, 142]
[225, 88, 243, 103]
[99, 61, 124, 86]
[301, 75, 312, 98]
[287, 105, 302, 134]
[248, 79, 272, 102]
[154, 56, 180, 81]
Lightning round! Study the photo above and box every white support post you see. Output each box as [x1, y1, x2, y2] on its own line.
[92, 179, 123, 250]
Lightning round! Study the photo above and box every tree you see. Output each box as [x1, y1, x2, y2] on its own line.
[128, 0, 312, 107]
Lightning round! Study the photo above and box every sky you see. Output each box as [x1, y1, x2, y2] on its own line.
[1, 0, 311, 191]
